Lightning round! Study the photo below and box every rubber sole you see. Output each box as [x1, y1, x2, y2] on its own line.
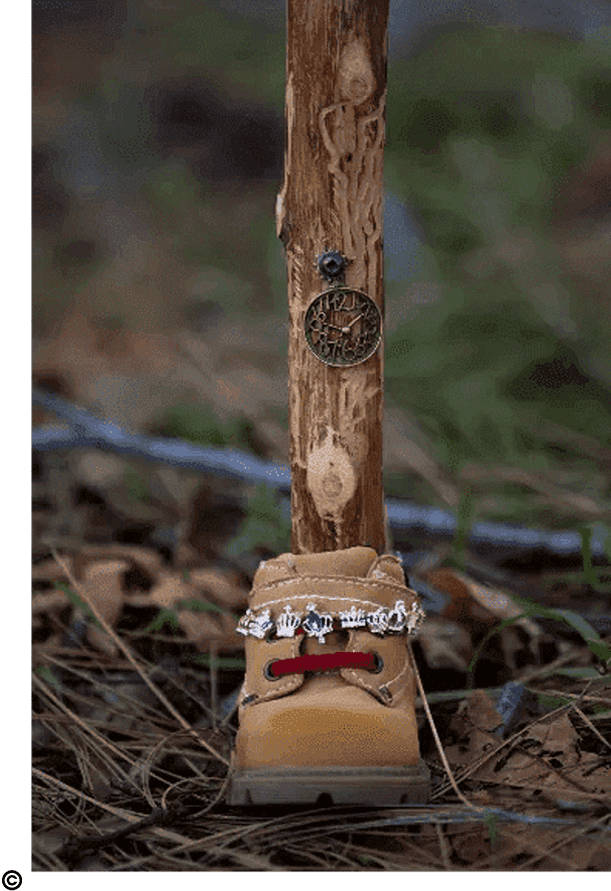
[228, 761, 430, 806]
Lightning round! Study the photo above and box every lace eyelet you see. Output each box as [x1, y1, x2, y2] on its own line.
[370, 652, 384, 674]
[264, 661, 280, 681]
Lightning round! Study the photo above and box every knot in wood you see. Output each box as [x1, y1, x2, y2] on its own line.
[338, 41, 374, 104]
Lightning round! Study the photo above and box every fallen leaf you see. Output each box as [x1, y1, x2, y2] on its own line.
[76, 544, 163, 584]
[188, 567, 248, 609]
[149, 570, 244, 651]
[32, 556, 75, 583]
[447, 823, 492, 865]
[32, 589, 71, 614]
[417, 615, 473, 671]
[426, 568, 541, 674]
[82, 559, 128, 655]
[465, 688, 505, 733]
[428, 568, 532, 627]
[453, 712, 611, 801]
[445, 691, 504, 766]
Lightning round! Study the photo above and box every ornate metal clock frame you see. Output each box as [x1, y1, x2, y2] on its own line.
[303, 285, 382, 367]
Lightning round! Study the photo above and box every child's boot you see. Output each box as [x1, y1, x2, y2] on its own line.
[228, 546, 429, 806]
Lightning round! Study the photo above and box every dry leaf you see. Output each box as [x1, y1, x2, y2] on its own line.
[81, 560, 128, 626]
[82, 559, 128, 655]
[451, 711, 611, 801]
[428, 568, 522, 624]
[465, 688, 505, 733]
[447, 823, 491, 866]
[32, 589, 71, 614]
[76, 543, 164, 583]
[188, 567, 248, 610]
[32, 556, 74, 583]
[417, 615, 473, 671]
[445, 690, 504, 767]
[149, 570, 244, 651]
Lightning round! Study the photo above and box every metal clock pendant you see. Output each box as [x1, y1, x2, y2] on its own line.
[303, 286, 382, 367]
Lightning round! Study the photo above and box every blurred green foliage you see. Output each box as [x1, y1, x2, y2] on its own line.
[144, 163, 274, 309]
[382, 27, 611, 529]
[467, 591, 611, 688]
[124, 464, 152, 504]
[225, 483, 291, 560]
[386, 28, 608, 241]
[386, 287, 611, 472]
[150, 402, 265, 455]
[157, 5, 284, 106]
[150, 402, 291, 558]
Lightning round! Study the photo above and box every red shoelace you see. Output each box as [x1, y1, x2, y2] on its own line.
[268, 651, 376, 678]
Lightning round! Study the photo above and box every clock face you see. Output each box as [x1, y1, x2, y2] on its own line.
[303, 287, 382, 367]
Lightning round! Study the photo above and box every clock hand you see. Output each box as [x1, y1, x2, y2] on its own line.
[324, 316, 363, 334]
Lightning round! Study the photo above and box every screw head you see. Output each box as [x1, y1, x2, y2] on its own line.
[316, 249, 347, 281]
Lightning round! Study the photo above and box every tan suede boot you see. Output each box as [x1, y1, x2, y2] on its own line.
[228, 546, 430, 806]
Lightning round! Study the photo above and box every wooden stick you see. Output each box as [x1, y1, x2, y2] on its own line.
[277, 0, 389, 554]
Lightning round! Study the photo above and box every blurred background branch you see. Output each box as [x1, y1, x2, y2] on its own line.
[33, 387, 610, 563]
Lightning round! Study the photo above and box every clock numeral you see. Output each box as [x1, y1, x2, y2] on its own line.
[363, 302, 377, 322]
[355, 333, 368, 355]
[330, 291, 343, 312]
[317, 293, 329, 314]
[317, 330, 337, 361]
[310, 308, 327, 332]
[328, 290, 357, 313]
[342, 340, 356, 362]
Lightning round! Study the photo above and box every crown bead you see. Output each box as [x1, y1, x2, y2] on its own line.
[302, 603, 334, 644]
[276, 605, 302, 637]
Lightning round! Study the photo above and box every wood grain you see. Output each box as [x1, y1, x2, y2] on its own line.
[277, 0, 389, 554]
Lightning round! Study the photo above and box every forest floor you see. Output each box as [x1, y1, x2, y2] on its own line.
[32, 408, 611, 870]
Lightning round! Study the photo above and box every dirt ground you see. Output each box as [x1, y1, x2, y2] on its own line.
[32, 422, 611, 870]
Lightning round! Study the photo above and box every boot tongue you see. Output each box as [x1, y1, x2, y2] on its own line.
[291, 546, 378, 578]
[252, 547, 380, 587]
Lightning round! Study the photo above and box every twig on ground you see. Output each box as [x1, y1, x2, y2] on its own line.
[409, 642, 483, 812]
[57, 805, 182, 866]
[573, 705, 611, 751]
[431, 676, 611, 805]
[50, 548, 230, 768]
[435, 822, 453, 870]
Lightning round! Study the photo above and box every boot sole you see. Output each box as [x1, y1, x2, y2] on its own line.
[228, 761, 430, 806]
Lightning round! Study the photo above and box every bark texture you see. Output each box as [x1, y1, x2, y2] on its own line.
[276, 0, 389, 555]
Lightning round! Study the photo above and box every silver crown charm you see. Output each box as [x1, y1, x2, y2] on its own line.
[406, 601, 426, 634]
[236, 608, 255, 636]
[339, 605, 367, 629]
[386, 599, 408, 633]
[302, 603, 334, 644]
[366, 607, 389, 635]
[248, 608, 274, 639]
[276, 605, 302, 638]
